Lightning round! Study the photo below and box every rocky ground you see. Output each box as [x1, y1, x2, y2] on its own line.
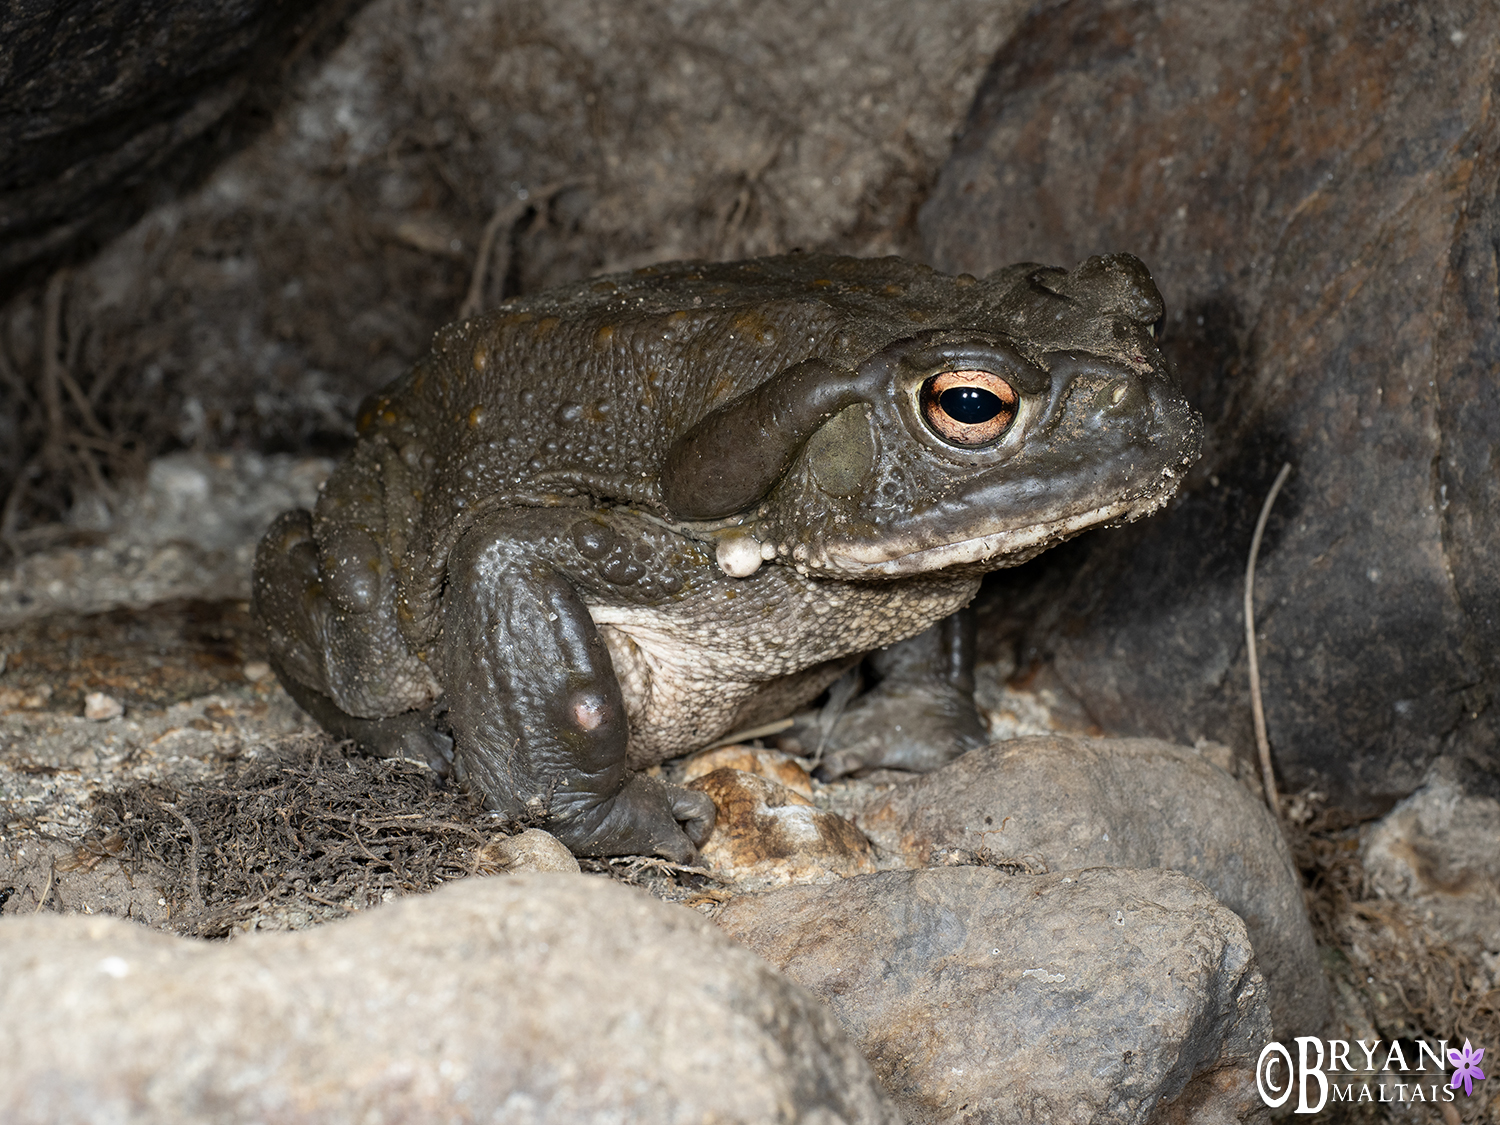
[0, 454, 1494, 1123]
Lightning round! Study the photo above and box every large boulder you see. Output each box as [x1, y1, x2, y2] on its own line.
[920, 0, 1500, 815]
[0, 0, 355, 290]
[0, 873, 900, 1124]
[858, 736, 1328, 1035]
[718, 866, 1272, 1125]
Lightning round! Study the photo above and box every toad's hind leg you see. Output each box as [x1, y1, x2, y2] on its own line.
[441, 521, 714, 862]
[252, 510, 453, 774]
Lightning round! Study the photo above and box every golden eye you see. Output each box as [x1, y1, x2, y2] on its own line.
[920, 369, 1018, 446]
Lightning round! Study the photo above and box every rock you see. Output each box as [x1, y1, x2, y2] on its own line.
[241, 660, 274, 683]
[859, 735, 1327, 1035]
[83, 691, 124, 721]
[687, 768, 877, 889]
[472, 828, 581, 875]
[0, 453, 332, 629]
[0, 0, 352, 289]
[0, 873, 901, 1125]
[717, 866, 1272, 1125]
[920, 0, 1500, 816]
[1363, 775, 1500, 949]
[682, 745, 816, 799]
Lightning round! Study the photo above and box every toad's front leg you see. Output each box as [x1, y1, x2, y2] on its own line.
[440, 521, 715, 862]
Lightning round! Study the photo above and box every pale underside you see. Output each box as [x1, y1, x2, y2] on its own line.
[588, 569, 980, 767]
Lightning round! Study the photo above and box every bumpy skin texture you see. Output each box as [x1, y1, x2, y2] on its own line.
[253, 252, 1202, 861]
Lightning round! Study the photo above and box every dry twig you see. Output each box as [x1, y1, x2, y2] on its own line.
[1245, 462, 1292, 819]
[458, 180, 579, 320]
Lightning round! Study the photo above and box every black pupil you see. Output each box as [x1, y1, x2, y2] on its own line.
[939, 385, 1003, 425]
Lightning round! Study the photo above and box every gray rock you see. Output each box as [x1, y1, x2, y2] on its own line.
[0, 452, 332, 628]
[0, 873, 900, 1125]
[1363, 775, 1500, 950]
[859, 736, 1328, 1035]
[717, 866, 1272, 1125]
[0, 0, 352, 287]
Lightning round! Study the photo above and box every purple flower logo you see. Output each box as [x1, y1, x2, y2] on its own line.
[1449, 1040, 1486, 1097]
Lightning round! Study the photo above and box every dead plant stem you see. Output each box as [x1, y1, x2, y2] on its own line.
[458, 180, 578, 320]
[32, 863, 55, 914]
[1246, 462, 1292, 820]
[161, 802, 206, 914]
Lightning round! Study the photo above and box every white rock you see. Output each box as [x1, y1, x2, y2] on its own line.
[83, 692, 124, 721]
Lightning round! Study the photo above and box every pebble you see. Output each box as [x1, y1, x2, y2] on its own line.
[83, 692, 124, 721]
[241, 661, 273, 683]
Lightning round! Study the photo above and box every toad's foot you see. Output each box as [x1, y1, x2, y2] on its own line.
[812, 610, 988, 779]
[814, 679, 987, 779]
[267, 653, 456, 778]
[547, 775, 715, 864]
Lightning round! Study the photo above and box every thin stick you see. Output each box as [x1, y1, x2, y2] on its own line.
[0, 457, 34, 547]
[33, 863, 55, 914]
[459, 195, 529, 321]
[703, 717, 796, 750]
[1246, 462, 1292, 819]
[160, 802, 206, 915]
[458, 180, 579, 320]
[40, 271, 67, 442]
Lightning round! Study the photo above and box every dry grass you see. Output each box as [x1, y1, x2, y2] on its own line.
[82, 738, 492, 938]
[67, 733, 728, 935]
[1290, 816, 1498, 1124]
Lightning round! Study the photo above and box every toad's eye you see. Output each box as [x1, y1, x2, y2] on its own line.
[920, 370, 1018, 447]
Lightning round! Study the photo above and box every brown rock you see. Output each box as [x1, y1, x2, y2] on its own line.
[681, 745, 816, 798]
[921, 0, 1500, 814]
[0, 874, 902, 1124]
[687, 768, 876, 888]
[859, 735, 1328, 1035]
[717, 866, 1272, 1125]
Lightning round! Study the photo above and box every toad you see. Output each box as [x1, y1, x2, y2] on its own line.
[253, 252, 1201, 862]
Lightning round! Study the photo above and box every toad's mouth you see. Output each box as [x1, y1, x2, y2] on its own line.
[814, 465, 1186, 579]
